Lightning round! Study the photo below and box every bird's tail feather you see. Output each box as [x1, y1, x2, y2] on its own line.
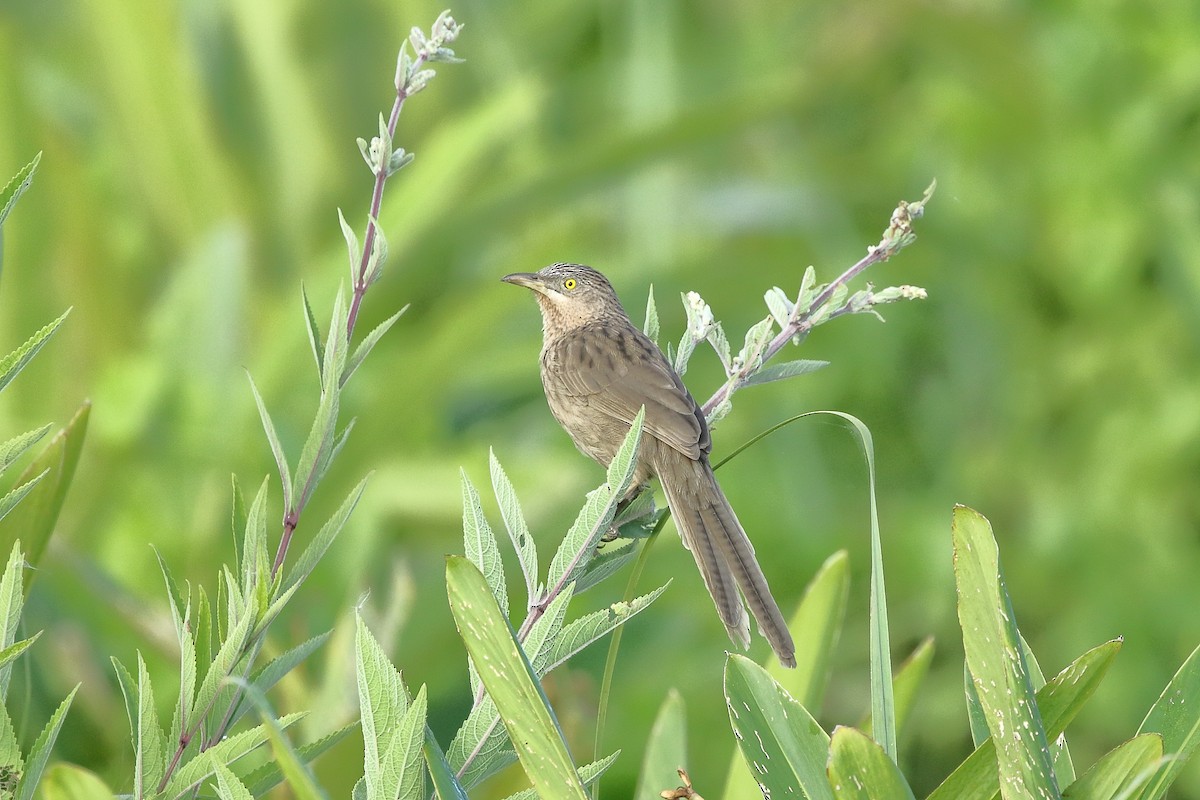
[661, 461, 796, 668]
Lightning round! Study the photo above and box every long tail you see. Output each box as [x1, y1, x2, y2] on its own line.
[658, 455, 796, 668]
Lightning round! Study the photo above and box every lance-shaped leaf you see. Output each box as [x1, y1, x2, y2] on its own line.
[212, 761, 255, 800]
[460, 470, 508, 619]
[241, 477, 270, 604]
[927, 639, 1121, 800]
[241, 722, 356, 796]
[827, 726, 916, 800]
[0, 152, 41, 228]
[0, 426, 50, 476]
[356, 613, 425, 800]
[302, 285, 324, 377]
[16, 685, 78, 800]
[0, 398, 85, 575]
[1135, 638, 1200, 800]
[342, 305, 408, 389]
[545, 408, 644, 591]
[725, 654, 833, 800]
[0, 471, 46, 525]
[643, 286, 660, 344]
[0, 309, 70, 395]
[489, 450, 538, 605]
[131, 655, 167, 799]
[284, 475, 370, 592]
[742, 359, 830, 387]
[1061, 733, 1162, 800]
[424, 726, 469, 800]
[532, 583, 668, 676]
[446, 556, 589, 800]
[163, 713, 306, 797]
[499, 752, 621, 800]
[247, 376, 292, 513]
[954, 505, 1061, 800]
[635, 690, 686, 800]
[0, 541, 26, 699]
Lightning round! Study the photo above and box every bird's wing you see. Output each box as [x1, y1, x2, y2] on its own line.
[551, 322, 709, 460]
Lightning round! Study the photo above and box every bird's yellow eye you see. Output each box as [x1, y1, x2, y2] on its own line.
[563, 278, 577, 290]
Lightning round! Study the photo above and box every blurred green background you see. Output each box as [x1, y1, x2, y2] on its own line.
[2, 0, 1199, 796]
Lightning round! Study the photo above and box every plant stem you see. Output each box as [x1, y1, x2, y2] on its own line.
[346, 51, 429, 336]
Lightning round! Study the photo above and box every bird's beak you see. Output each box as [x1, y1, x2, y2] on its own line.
[501, 272, 550, 296]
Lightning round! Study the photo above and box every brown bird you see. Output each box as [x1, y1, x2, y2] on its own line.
[502, 263, 795, 667]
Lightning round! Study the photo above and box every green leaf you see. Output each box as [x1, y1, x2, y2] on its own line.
[792, 411, 894, 760]
[954, 505, 1061, 800]
[337, 209, 361, 284]
[301, 285, 325, 377]
[0, 401, 89, 577]
[239, 686, 327, 800]
[356, 612, 423, 800]
[1061, 733, 1162, 800]
[190, 602, 254, 728]
[533, 583, 669, 675]
[643, 285, 660, 345]
[0, 309, 70, 395]
[424, 726, 470, 800]
[16, 685, 78, 800]
[521, 583, 574, 674]
[162, 713, 306, 797]
[1135, 637, 1200, 800]
[499, 752, 622, 800]
[393, 685, 429, 800]
[252, 631, 331, 696]
[248, 375, 293, 513]
[927, 639, 1121, 800]
[446, 556, 590, 800]
[787, 549, 850, 708]
[291, 291, 347, 512]
[0, 541, 26, 700]
[446, 696, 514, 791]
[0, 471, 47, 525]
[0, 632, 41, 673]
[241, 722, 357, 796]
[0, 152, 41, 229]
[134, 654, 168, 799]
[724, 653, 833, 800]
[489, 449, 538, 606]
[460, 469, 508, 620]
[545, 408, 644, 591]
[574, 539, 639, 594]
[827, 726, 916, 800]
[0, 705, 20, 777]
[241, 477, 270, 604]
[37, 763, 117, 800]
[742, 359, 830, 387]
[342, 305, 408, 389]
[764, 286, 794, 328]
[212, 760, 255, 800]
[172, 623, 197, 754]
[859, 636, 936, 741]
[889, 636, 935, 737]
[0, 425, 50, 476]
[634, 689, 686, 800]
[284, 475, 369, 591]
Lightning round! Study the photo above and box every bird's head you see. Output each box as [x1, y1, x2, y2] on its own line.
[502, 263, 628, 333]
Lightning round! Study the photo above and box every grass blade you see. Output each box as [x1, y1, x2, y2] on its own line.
[954, 505, 1061, 800]
[828, 726, 916, 800]
[724, 653, 833, 800]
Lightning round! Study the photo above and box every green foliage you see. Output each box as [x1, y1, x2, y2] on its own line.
[2, 3, 1198, 799]
[712, 504, 1200, 800]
